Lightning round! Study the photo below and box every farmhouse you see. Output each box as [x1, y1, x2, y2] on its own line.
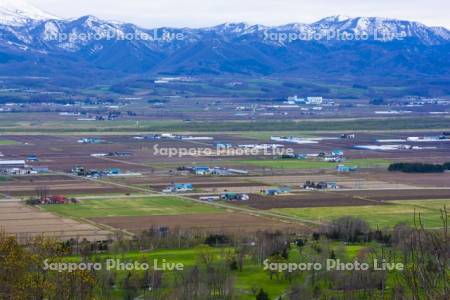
[336, 165, 358, 172]
[223, 168, 249, 175]
[340, 133, 356, 139]
[271, 136, 319, 145]
[108, 152, 132, 157]
[106, 168, 122, 175]
[162, 183, 193, 193]
[78, 138, 104, 144]
[199, 196, 220, 202]
[191, 166, 211, 175]
[186, 166, 249, 176]
[221, 193, 249, 201]
[285, 95, 306, 105]
[263, 187, 291, 196]
[215, 142, 233, 149]
[332, 149, 344, 157]
[26, 154, 39, 162]
[45, 195, 68, 204]
[323, 156, 343, 163]
[27, 195, 78, 205]
[72, 166, 87, 176]
[306, 97, 323, 105]
[0, 160, 26, 169]
[303, 181, 339, 190]
[211, 168, 230, 176]
[72, 166, 127, 177]
[0, 160, 30, 175]
[287, 95, 300, 102]
[32, 166, 49, 174]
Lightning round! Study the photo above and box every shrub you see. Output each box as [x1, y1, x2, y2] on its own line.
[323, 217, 371, 243]
[443, 162, 450, 170]
[388, 162, 445, 173]
[204, 234, 231, 246]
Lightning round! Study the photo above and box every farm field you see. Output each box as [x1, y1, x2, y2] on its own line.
[1, 116, 449, 133]
[351, 171, 450, 188]
[42, 196, 222, 218]
[240, 189, 450, 210]
[230, 131, 316, 140]
[0, 139, 20, 145]
[0, 201, 113, 242]
[271, 199, 450, 228]
[252, 173, 418, 189]
[1, 130, 450, 238]
[236, 158, 391, 170]
[0, 174, 134, 197]
[90, 212, 307, 234]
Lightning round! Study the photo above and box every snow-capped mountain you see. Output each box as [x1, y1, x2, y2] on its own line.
[0, 0, 449, 78]
[0, 0, 59, 26]
[260, 16, 450, 45]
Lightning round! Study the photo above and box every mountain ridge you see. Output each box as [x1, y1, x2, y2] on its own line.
[0, 1, 449, 79]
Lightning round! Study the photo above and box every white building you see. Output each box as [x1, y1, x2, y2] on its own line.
[307, 97, 323, 105]
[286, 95, 306, 105]
[0, 160, 29, 175]
[287, 95, 299, 102]
[0, 160, 26, 168]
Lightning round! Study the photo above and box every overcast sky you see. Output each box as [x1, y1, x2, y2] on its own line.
[28, 0, 450, 28]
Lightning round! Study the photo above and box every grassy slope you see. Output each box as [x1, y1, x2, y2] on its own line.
[67, 246, 290, 299]
[43, 197, 221, 218]
[271, 199, 450, 228]
[65, 242, 382, 299]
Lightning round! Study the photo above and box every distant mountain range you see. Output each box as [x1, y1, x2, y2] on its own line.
[1, 0, 449, 79]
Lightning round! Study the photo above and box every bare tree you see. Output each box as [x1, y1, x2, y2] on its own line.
[35, 185, 50, 201]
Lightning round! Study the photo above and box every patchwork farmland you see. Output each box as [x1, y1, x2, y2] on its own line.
[0, 129, 449, 241]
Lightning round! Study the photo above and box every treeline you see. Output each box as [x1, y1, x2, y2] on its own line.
[388, 162, 450, 173]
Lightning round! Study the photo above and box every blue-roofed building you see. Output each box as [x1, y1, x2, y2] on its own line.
[163, 183, 193, 193]
[108, 168, 122, 175]
[191, 166, 211, 175]
[331, 150, 344, 157]
[221, 193, 249, 201]
[26, 154, 39, 162]
[215, 142, 233, 149]
[32, 166, 49, 174]
[336, 165, 358, 172]
[264, 187, 291, 196]
[175, 183, 193, 192]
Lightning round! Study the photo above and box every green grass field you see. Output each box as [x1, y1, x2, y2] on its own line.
[0, 176, 10, 182]
[230, 131, 315, 140]
[65, 245, 291, 299]
[271, 199, 450, 228]
[42, 196, 221, 218]
[0, 139, 20, 145]
[0, 115, 449, 134]
[236, 158, 390, 169]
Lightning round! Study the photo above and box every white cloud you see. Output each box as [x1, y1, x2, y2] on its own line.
[28, 0, 450, 28]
